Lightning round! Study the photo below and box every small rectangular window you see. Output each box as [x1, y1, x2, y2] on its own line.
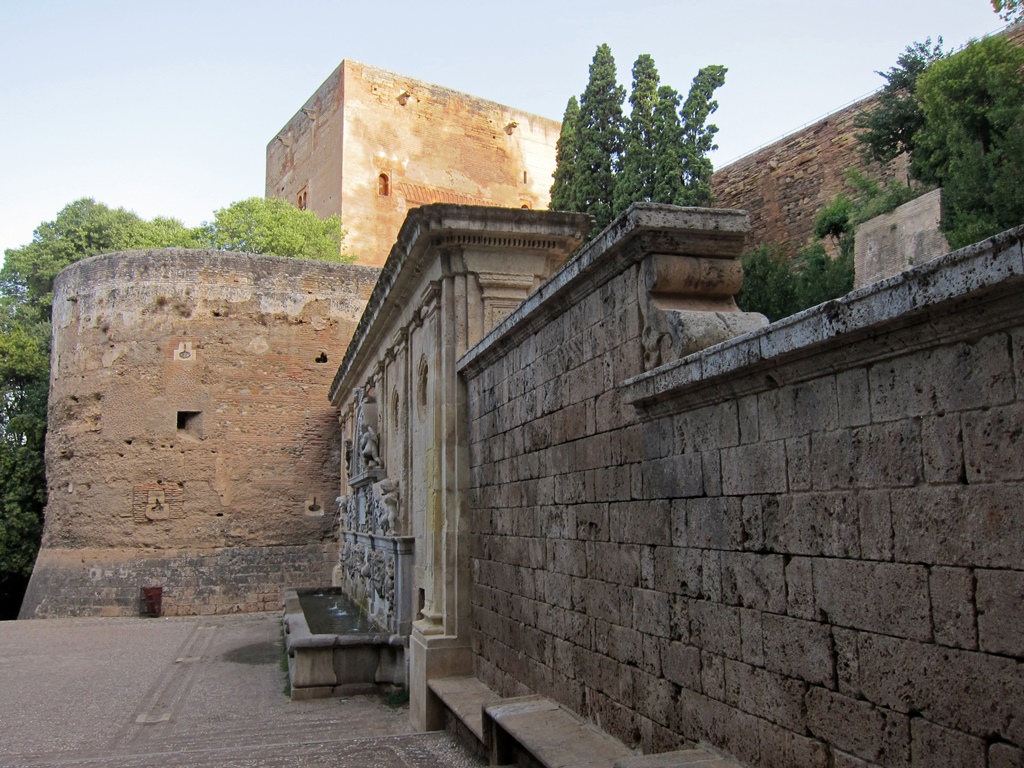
[177, 411, 203, 438]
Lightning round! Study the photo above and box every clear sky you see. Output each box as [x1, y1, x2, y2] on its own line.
[0, 0, 1007, 257]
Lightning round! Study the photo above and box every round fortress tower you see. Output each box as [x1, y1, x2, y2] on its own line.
[21, 249, 378, 618]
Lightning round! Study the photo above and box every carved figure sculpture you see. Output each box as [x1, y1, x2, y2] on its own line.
[361, 426, 381, 470]
[379, 479, 400, 533]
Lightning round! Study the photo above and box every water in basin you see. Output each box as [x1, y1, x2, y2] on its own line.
[298, 590, 377, 635]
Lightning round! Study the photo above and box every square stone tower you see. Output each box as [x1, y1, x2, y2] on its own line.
[266, 60, 561, 267]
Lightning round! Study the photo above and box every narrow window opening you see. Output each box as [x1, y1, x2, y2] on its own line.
[378, 173, 391, 197]
[523, 171, 528, 184]
[296, 187, 308, 210]
[177, 411, 203, 439]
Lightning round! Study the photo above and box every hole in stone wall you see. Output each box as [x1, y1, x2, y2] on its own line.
[315, 352, 328, 363]
[177, 411, 203, 439]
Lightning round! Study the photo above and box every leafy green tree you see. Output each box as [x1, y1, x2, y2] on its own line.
[550, 96, 580, 212]
[677, 65, 727, 206]
[572, 44, 626, 230]
[1, 199, 196, 319]
[992, 0, 1023, 22]
[854, 39, 947, 170]
[913, 36, 1024, 247]
[614, 55, 660, 216]
[794, 243, 855, 308]
[736, 245, 800, 321]
[195, 197, 348, 261]
[651, 86, 684, 204]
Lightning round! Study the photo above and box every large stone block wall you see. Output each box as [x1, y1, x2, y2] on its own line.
[21, 249, 378, 618]
[22, 543, 335, 617]
[267, 60, 560, 267]
[461, 217, 1024, 767]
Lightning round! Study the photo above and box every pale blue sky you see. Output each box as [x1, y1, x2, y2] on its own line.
[0, 0, 1007, 257]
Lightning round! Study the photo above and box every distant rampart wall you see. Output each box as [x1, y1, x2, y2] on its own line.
[460, 209, 1024, 766]
[711, 21, 1024, 256]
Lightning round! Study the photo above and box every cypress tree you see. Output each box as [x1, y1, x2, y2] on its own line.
[678, 65, 727, 206]
[573, 44, 625, 230]
[614, 54, 660, 216]
[549, 96, 580, 212]
[651, 85, 684, 205]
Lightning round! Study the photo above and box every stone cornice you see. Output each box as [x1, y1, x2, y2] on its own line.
[458, 203, 749, 378]
[329, 204, 591, 404]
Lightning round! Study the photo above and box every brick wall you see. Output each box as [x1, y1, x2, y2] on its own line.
[461, 217, 1024, 766]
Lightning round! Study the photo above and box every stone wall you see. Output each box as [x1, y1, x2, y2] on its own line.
[460, 207, 1024, 767]
[21, 543, 335, 617]
[710, 22, 1024, 258]
[267, 60, 560, 267]
[21, 249, 378, 618]
[854, 188, 949, 289]
[710, 98, 906, 257]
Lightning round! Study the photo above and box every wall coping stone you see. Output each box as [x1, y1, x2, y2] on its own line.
[458, 203, 749, 378]
[329, 204, 591, 403]
[621, 224, 1024, 418]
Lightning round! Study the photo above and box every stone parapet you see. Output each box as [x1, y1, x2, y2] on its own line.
[462, 205, 1024, 766]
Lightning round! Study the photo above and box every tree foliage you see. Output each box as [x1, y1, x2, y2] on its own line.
[913, 36, 1024, 248]
[614, 55, 660, 217]
[854, 39, 947, 169]
[549, 96, 580, 212]
[677, 65, 728, 206]
[195, 197, 347, 261]
[736, 242, 854, 322]
[573, 44, 626, 231]
[992, 0, 1023, 22]
[551, 46, 727, 230]
[651, 86, 684, 204]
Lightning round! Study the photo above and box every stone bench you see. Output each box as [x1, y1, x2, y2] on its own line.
[484, 694, 631, 767]
[428, 675, 501, 745]
[429, 676, 743, 768]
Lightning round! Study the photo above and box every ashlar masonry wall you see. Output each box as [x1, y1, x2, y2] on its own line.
[460, 208, 1024, 767]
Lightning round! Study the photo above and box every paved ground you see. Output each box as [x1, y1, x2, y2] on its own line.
[0, 613, 484, 768]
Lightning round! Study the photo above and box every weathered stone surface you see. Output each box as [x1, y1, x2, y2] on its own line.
[760, 614, 833, 687]
[975, 569, 1024, 657]
[910, 717, 986, 768]
[267, 61, 561, 268]
[855, 188, 950, 289]
[23, 250, 377, 619]
[929, 566, 978, 650]
[812, 559, 931, 640]
[460, 205, 1024, 768]
[806, 687, 910, 767]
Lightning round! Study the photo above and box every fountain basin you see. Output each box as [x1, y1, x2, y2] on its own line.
[282, 588, 406, 700]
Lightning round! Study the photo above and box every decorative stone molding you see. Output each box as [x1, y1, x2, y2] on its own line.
[637, 251, 767, 370]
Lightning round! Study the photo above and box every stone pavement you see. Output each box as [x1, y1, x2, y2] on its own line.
[0, 612, 483, 768]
